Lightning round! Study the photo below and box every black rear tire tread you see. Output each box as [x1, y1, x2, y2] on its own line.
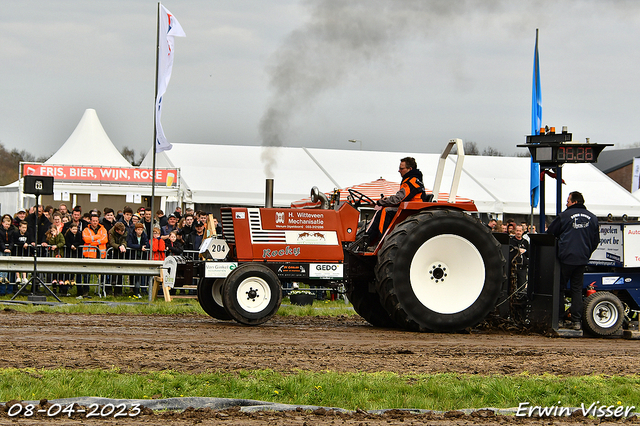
[347, 282, 398, 328]
[198, 277, 233, 320]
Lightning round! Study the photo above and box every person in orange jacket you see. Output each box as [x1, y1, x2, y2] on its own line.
[77, 213, 107, 298]
[151, 227, 166, 261]
[82, 214, 108, 259]
[366, 156, 430, 246]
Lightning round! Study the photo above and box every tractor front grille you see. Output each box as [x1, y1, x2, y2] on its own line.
[220, 210, 235, 244]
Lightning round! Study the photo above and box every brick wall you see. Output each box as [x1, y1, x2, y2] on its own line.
[607, 164, 633, 192]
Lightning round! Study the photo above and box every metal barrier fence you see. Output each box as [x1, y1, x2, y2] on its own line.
[0, 244, 200, 300]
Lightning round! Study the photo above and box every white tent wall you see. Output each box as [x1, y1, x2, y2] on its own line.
[0, 182, 19, 216]
[142, 143, 640, 218]
[142, 144, 340, 207]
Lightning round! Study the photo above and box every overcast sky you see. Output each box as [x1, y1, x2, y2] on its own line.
[3, 0, 640, 162]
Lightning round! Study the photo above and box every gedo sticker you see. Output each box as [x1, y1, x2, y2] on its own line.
[309, 263, 343, 279]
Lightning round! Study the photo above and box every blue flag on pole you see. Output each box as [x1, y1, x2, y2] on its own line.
[530, 29, 542, 208]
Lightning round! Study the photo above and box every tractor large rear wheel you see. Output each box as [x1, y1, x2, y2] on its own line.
[375, 209, 505, 332]
[347, 282, 397, 328]
[198, 277, 232, 320]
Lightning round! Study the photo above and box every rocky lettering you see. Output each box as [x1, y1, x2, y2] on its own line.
[263, 246, 301, 258]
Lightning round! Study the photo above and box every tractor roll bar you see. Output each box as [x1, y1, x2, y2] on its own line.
[431, 138, 465, 204]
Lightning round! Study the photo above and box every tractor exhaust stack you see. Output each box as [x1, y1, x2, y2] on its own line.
[265, 179, 274, 208]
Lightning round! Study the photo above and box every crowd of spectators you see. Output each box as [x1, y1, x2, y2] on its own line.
[487, 217, 535, 294]
[486, 217, 538, 236]
[0, 203, 221, 298]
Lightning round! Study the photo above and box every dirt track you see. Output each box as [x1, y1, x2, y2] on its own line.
[1, 310, 639, 425]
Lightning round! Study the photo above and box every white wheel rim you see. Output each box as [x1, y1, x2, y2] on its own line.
[212, 279, 224, 306]
[410, 234, 485, 314]
[592, 300, 618, 328]
[235, 276, 272, 313]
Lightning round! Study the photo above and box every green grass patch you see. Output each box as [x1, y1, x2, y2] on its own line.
[279, 297, 354, 316]
[0, 295, 355, 317]
[1, 369, 638, 411]
[0, 297, 205, 315]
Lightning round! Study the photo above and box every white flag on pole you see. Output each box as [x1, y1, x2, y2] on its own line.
[156, 5, 185, 153]
[633, 157, 640, 192]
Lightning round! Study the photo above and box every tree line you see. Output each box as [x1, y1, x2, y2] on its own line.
[0, 143, 50, 187]
[451, 141, 530, 158]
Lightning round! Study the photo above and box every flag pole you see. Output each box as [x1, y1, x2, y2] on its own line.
[150, 2, 160, 234]
[531, 28, 542, 231]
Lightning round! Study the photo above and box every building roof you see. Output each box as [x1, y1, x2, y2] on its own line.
[45, 109, 131, 167]
[593, 147, 640, 174]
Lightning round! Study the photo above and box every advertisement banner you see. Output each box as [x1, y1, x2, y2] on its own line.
[261, 208, 338, 231]
[22, 163, 178, 186]
[589, 224, 623, 267]
[624, 223, 640, 268]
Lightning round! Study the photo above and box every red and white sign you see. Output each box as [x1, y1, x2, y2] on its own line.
[22, 164, 178, 187]
[261, 209, 337, 231]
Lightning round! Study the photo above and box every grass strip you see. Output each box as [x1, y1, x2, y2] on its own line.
[0, 297, 355, 317]
[1, 369, 638, 411]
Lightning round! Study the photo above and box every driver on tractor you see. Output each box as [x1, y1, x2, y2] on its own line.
[365, 157, 430, 246]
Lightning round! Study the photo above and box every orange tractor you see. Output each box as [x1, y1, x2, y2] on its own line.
[195, 139, 507, 332]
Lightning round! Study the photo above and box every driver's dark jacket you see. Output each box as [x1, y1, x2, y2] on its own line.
[547, 203, 599, 265]
[378, 168, 429, 207]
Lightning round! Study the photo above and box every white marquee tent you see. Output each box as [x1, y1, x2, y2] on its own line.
[143, 143, 640, 219]
[45, 109, 132, 167]
[0, 109, 179, 215]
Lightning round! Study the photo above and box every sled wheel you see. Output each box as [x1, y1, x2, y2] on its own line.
[583, 291, 624, 336]
[222, 263, 282, 325]
[375, 209, 505, 332]
[198, 277, 232, 320]
[347, 282, 398, 328]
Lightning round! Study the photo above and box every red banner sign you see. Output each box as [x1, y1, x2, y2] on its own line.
[22, 164, 178, 187]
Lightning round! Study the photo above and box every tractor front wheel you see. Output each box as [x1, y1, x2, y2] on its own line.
[222, 263, 282, 325]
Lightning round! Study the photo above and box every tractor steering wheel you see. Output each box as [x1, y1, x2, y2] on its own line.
[347, 189, 376, 208]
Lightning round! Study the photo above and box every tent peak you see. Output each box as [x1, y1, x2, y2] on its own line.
[45, 109, 131, 167]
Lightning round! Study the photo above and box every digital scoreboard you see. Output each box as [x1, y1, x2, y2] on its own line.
[517, 127, 611, 168]
[529, 144, 606, 164]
